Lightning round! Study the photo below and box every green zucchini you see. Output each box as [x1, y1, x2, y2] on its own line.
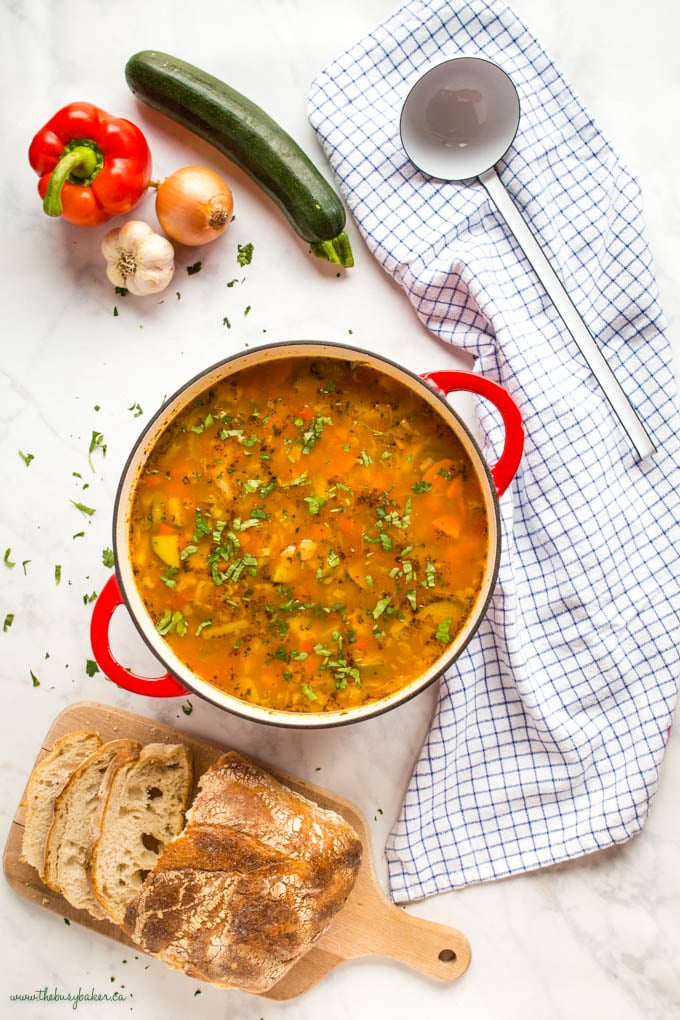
[125, 50, 353, 267]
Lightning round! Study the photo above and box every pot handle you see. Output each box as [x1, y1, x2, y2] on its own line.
[90, 574, 188, 698]
[421, 370, 524, 497]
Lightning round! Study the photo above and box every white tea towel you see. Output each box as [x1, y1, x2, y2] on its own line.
[308, 0, 680, 901]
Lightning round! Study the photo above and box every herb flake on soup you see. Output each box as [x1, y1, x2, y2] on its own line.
[128, 356, 488, 713]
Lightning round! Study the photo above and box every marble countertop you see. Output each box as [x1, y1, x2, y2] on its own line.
[2, 0, 679, 1017]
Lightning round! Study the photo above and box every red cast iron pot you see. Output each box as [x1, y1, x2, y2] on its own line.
[91, 341, 523, 727]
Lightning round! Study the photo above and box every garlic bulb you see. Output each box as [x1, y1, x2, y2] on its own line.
[101, 220, 175, 296]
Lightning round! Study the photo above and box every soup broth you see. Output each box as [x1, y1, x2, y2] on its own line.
[128, 356, 488, 713]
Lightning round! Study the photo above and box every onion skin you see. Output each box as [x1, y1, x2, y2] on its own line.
[155, 165, 234, 246]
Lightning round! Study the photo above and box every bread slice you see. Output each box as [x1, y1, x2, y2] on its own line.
[87, 742, 193, 924]
[122, 752, 362, 993]
[43, 739, 142, 918]
[21, 731, 102, 879]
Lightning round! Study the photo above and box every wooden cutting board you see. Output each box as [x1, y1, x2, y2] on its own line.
[3, 701, 471, 999]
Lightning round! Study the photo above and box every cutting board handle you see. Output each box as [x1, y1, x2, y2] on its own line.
[324, 896, 471, 982]
[368, 900, 471, 981]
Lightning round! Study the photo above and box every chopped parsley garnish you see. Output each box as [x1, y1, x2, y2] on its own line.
[372, 596, 392, 620]
[102, 548, 115, 568]
[71, 500, 96, 516]
[30, 670, 40, 687]
[412, 481, 432, 494]
[435, 618, 452, 643]
[85, 659, 100, 677]
[236, 242, 254, 267]
[423, 561, 436, 588]
[4, 548, 15, 567]
[54, 565, 62, 585]
[327, 550, 340, 569]
[3, 613, 14, 632]
[303, 495, 327, 515]
[88, 431, 107, 471]
[156, 610, 188, 637]
[160, 566, 179, 589]
[187, 261, 202, 275]
[19, 450, 34, 466]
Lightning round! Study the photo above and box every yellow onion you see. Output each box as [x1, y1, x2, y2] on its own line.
[155, 166, 234, 246]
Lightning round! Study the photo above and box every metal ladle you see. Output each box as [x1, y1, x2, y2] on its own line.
[399, 56, 656, 461]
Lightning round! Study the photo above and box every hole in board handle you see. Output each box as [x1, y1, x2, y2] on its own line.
[438, 948, 457, 963]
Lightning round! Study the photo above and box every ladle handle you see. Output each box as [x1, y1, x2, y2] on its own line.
[479, 167, 656, 461]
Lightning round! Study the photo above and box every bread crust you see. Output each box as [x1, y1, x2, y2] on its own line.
[123, 752, 362, 993]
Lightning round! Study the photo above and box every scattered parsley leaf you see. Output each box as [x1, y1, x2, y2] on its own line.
[19, 450, 34, 466]
[223, 317, 231, 329]
[85, 659, 100, 677]
[71, 500, 96, 516]
[3, 613, 14, 632]
[113, 306, 119, 317]
[114, 286, 128, 296]
[187, 261, 202, 275]
[243, 305, 251, 316]
[236, 242, 253, 267]
[102, 548, 115, 568]
[301, 682, 317, 702]
[30, 670, 40, 687]
[88, 430, 107, 471]
[182, 700, 194, 716]
[128, 402, 143, 417]
[4, 548, 15, 567]
[55, 565, 62, 585]
[412, 481, 432, 494]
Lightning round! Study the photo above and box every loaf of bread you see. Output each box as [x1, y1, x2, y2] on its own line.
[21, 731, 102, 879]
[43, 739, 142, 919]
[87, 742, 193, 924]
[122, 752, 363, 993]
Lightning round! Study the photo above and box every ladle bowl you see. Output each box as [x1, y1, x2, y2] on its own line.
[400, 56, 655, 461]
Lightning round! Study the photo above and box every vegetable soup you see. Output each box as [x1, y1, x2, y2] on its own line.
[128, 356, 488, 713]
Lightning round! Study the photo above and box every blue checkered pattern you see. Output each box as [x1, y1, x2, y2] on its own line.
[308, 0, 680, 900]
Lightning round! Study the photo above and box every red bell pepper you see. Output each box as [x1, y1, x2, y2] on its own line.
[28, 102, 152, 227]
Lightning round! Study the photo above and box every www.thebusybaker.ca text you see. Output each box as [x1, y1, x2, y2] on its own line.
[9, 986, 127, 1010]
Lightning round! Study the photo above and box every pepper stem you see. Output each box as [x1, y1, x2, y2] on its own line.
[43, 140, 103, 217]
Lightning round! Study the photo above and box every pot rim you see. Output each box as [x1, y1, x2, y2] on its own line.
[110, 339, 502, 728]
